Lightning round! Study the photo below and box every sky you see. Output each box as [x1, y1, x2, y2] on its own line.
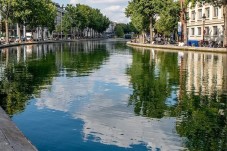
[53, 0, 130, 23]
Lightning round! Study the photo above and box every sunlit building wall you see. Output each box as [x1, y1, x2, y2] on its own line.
[187, 2, 224, 43]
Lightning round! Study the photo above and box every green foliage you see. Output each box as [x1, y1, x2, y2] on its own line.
[125, 0, 171, 36]
[12, 0, 31, 24]
[62, 4, 110, 35]
[115, 24, 124, 38]
[154, 0, 180, 36]
[0, 0, 18, 42]
[114, 23, 138, 35]
[27, 0, 57, 29]
[0, 0, 57, 40]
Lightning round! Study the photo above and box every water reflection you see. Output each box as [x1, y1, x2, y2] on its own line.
[0, 41, 226, 151]
[128, 47, 227, 151]
[127, 48, 180, 118]
[0, 41, 110, 115]
[177, 52, 227, 151]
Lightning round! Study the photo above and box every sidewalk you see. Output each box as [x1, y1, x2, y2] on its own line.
[0, 38, 107, 49]
[0, 107, 37, 151]
[127, 41, 227, 53]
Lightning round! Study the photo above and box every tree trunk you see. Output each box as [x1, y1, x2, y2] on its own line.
[224, 4, 227, 47]
[149, 17, 153, 43]
[5, 20, 9, 44]
[183, 21, 187, 45]
[87, 29, 89, 38]
[142, 31, 145, 44]
[41, 27, 44, 40]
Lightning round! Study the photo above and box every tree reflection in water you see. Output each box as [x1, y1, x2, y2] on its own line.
[127, 49, 179, 118]
[127, 48, 227, 150]
[0, 42, 109, 116]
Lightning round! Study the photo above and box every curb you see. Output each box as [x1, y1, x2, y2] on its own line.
[0, 38, 106, 50]
[127, 42, 227, 53]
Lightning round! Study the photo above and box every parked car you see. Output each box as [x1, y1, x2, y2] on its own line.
[25, 33, 33, 41]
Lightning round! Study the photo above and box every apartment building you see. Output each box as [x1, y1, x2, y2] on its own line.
[186, 2, 224, 45]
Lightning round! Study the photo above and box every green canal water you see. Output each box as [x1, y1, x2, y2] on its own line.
[0, 40, 226, 151]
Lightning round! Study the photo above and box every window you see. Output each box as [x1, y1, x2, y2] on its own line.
[198, 9, 202, 19]
[198, 27, 201, 35]
[205, 27, 209, 35]
[214, 7, 218, 17]
[191, 11, 195, 20]
[205, 8, 210, 18]
[191, 28, 195, 35]
[213, 26, 218, 35]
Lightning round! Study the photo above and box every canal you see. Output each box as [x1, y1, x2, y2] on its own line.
[0, 40, 226, 151]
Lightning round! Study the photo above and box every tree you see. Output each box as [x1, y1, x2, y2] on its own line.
[127, 22, 139, 34]
[115, 24, 124, 37]
[154, 0, 180, 37]
[61, 4, 109, 39]
[0, 0, 17, 43]
[13, 0, 32, 40]
[186, 0, 227, 46]
[114, 23, 138, 38]
[26, 0, 57, 40]
[126, 0, 165, 43]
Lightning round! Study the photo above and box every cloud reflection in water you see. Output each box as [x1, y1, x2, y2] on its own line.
[35, 54, 185, 150]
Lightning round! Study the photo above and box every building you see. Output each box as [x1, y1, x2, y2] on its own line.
[105, 22, 116, 38]
[181, 1, 224, 46]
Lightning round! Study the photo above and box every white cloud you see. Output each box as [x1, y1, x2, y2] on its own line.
[70, 0, 127, 4]
[103, 5, 123, 12]
[69, 0, 129, 23]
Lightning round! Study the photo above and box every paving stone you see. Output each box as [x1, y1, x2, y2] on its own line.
[0, 107, 37, 151]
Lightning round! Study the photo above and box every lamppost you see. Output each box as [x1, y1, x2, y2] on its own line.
[202, 13, 206, 42]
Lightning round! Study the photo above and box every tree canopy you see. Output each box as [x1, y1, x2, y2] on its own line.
[0, 0, 57, 42]
[125, 0, 180, 42]
[60, 4, 110, 38]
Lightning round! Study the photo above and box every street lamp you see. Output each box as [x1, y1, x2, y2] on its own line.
[202, 13, 206, 42]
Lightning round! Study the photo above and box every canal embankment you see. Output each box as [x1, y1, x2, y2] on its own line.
[127, 41, 227, 53]
[0, 38, 106, 49]
[0, 107, 37, 151]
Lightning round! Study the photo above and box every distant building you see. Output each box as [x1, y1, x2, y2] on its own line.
[105, 22, 117, 38]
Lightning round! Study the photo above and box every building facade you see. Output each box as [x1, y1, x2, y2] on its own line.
[186, 2, 224, 45]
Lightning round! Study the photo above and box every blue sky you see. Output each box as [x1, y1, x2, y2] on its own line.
[53, 0, 130, 23]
